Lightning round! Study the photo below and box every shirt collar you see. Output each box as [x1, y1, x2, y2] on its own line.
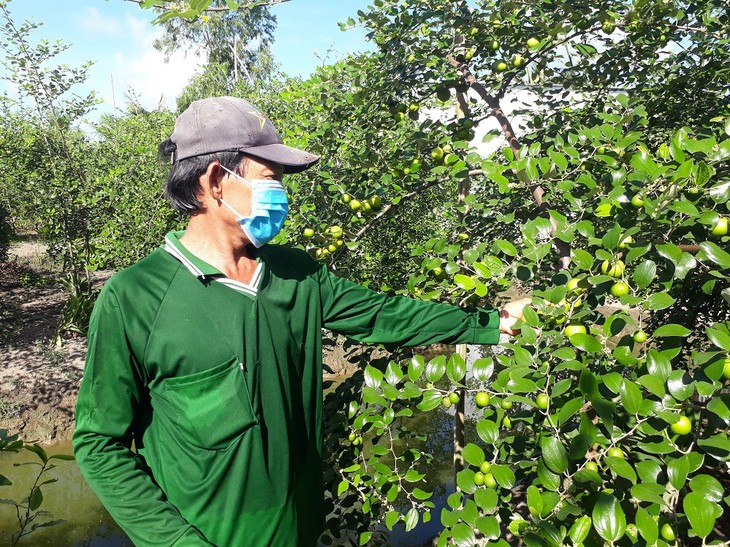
[163, 231, 222, 278]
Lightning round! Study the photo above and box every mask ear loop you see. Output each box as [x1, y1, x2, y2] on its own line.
[220, 164, 253, 188]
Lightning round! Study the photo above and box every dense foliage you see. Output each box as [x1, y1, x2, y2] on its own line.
[282, 1, 729, 545]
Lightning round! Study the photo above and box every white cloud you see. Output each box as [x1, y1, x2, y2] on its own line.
[97, 13, 205, 113]
[80, 7, 123, 37]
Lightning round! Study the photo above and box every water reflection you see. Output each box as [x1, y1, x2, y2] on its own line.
[0, 440, 131, 546]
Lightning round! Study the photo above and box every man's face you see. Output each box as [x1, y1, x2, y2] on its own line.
[221, 156, 285, 218]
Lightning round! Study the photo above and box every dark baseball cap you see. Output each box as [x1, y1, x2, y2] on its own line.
[170, 96, 319, 173]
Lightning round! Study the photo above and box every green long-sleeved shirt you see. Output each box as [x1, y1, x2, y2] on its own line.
[73, 231, 501, 546]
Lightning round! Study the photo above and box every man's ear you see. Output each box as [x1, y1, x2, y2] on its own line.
[201, 161, 224, 201]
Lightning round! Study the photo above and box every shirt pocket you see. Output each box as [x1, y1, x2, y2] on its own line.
[160, 356, 258, 450]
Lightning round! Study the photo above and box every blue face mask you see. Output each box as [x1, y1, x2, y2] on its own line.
[219, 165, 289, 248]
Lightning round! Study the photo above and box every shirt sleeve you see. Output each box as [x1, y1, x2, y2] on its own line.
[72, 287, 213, 547]
[318, 267, 501, 347]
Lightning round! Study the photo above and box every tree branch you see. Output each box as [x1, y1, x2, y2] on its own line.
[124, 0, 291, 13]
[448, 55, 572, 269]
[329, 171, 483, 268]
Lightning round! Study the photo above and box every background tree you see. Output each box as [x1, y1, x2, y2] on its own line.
[152, 2, 277, 102]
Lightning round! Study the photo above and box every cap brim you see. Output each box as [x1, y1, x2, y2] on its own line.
[242, 143, 320, 174]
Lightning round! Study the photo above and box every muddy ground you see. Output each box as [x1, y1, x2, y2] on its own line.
[0, 242, 94, 443]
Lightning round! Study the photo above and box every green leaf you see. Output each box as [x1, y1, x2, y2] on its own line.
[537, 459, 562, 491]
[476, 419, 499, 444]
[456, 469, 477, 495]
[404, 469, 426, 482]
[494, 239, 518, 256]
[24, 444, 48, 464]
[408, 355, 426, 382]
[604, 456, 637, 484]
[454, 274, 476, 290]
[557, 397, 585, 427]
[652, 324, 691, 337]
[552, 347, 577, 361]
[386, 484, 398, 503]
[631, 483, 667, 505]
[689, 474, 724, 502]
[633, 260, 656, 289]
[359, 532, 372, 545]
[571, 249, 594, 270]
[635, 507, 658, 544]
[417, 389, 443, 412]
[462, 443, 485, 467]
[472, 357, 494, 382]
[645, 292, 675, 310]
[541, 436, 568, 474]
[592, 493, 626, 543]
[575, 42, 597, 56]
[697, 435, 730, 461]
[446, 353, 466, 384]
[646, 349, 671, 381]
[29, 486, 43, 511]
[521, 306, 540, 328]
[413, 488, 433, 501]
[579, 369, 599, 399]
[475, 515, 500, 539]
[709, 180, 730, 201]
[474, 486, 498, 512]
[451, 522, 476, 547]
[549, 150, 568, 171]
[638, 374, 666, 398]
[707, 326, 730, 351]
[364, 365, 383, 388]
[490, 464, 515, 488]
[385, 510, 400, 531]
[447, 491, 463, 510]
[527, 485, 543, 518]
[385, 361, 404, 385]
[0, 475, 11, 486]
[603, 372, 623, 394]
[699, 241, 730, 269]
[667, 455, 690, 490]
[683, 491, 723, 538]
[619, 380, 642, 414]
[707, 395, 730, 421]
[47, 454, 75, 461]
[569, 515, 591, 544]
[569, 333, 603, 353]
[425, 355, 447, 383]
[405, 507, 419, 532]
[667, 369, 694, 401]
[361, 386, 384, 405]
[574, 468, 602, 484]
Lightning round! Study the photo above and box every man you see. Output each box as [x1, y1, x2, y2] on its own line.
[73, 96, 526, 546]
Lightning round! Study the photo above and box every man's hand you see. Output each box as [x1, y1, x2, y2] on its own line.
[499, 298, 531, 335]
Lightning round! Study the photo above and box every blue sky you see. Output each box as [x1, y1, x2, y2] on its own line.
[1, 0, 372, 116]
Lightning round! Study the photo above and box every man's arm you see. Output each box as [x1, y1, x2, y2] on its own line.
[319, 267, 513, 346]
[73, 288, 212, 547]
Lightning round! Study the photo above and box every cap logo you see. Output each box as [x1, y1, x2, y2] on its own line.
[247, 109, 268, 131]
